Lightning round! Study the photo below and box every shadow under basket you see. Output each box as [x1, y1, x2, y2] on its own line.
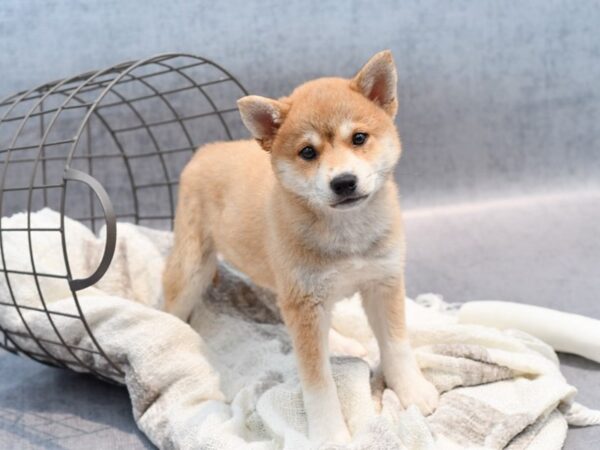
[0, 53, 248, 382]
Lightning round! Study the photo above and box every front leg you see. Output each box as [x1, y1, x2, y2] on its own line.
[361, 278, 439, 415]
[279, 293, 351, 445]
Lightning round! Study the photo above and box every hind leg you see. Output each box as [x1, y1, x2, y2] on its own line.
[163, 190, 217, 321]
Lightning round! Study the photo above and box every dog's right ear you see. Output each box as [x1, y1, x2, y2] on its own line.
[351, 50, 398, 117]
[237, 95, 289, 151]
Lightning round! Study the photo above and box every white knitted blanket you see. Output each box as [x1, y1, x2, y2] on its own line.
[0, 209, 598, 449]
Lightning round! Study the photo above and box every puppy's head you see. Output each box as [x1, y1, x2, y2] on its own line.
[238, 50, 401, 211]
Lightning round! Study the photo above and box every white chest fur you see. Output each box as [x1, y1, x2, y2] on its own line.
[294, 245, 404, 302]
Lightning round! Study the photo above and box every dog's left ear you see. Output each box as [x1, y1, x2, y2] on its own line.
[237, 95, 289, 151]
[351, 50, 398, 117]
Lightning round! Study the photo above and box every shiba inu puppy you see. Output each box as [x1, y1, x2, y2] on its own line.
[162, 50, 439, 444]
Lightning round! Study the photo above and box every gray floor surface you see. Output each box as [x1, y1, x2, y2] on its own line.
[1, 188, 599, 449]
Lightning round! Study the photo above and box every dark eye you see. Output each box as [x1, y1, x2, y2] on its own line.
[352, 132, 368, 146]
[299, 146, 317, 161]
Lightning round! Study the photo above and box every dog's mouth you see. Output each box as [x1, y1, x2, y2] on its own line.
[331, 194, 369, 209]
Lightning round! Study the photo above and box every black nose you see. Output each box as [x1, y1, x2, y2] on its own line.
[330, 173, 358, 196]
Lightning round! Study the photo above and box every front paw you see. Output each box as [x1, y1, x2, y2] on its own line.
[309, 420, 351, 446]
[304, 387, 352, 445]
[389, 370, 439, 416]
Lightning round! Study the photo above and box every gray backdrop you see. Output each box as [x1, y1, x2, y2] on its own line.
[1, 1, 599, 449]
[2, 0, 599, 207]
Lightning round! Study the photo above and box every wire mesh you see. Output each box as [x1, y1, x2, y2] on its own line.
[0, 53, 248, 382]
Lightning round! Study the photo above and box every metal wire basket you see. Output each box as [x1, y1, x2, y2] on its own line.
[0, 53, 248, 381]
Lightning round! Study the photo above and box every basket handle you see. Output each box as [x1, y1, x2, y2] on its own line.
[63, 168, 117, 291]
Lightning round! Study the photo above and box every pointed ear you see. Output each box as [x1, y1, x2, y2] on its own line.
[237, 95, 289, 151]
[351, 50, 398, 117]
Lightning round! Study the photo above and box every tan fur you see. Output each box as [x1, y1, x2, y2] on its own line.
[281, 290, 328, 386]
[163, 51, 438, 444]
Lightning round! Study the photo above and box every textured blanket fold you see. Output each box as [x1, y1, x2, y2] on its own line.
[1, 209, 598, 449]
